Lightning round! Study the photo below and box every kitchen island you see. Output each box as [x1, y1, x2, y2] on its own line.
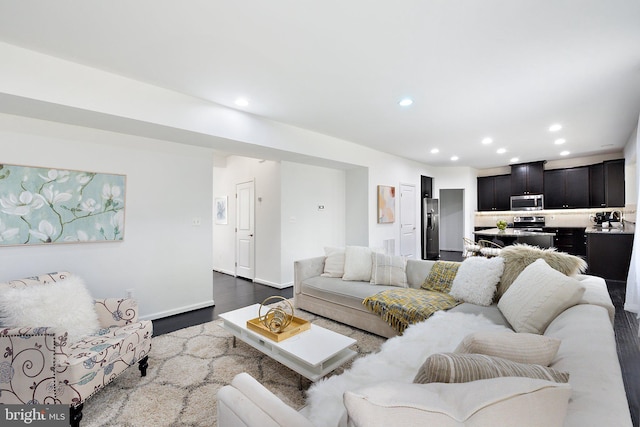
[585, 224, 634, 283]
[473, 227, 556, 248]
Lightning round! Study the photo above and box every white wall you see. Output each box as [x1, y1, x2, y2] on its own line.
[624, 123, 638, 214]
[0, 114, 214, 320]
[345, 167, 369, 246]
[280, 161, 347, 284]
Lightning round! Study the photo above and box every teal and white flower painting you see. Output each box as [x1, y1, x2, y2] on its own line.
[0, 164, 125, 245]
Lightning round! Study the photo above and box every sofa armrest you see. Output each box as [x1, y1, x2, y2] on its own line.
[217, 373, 313, 427]
[294, 257, 325, 296]
[94, 298, 139, 327]
[575, 274, 615, 324]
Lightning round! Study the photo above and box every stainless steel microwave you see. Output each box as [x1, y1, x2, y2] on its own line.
[510, 194, 544, 211]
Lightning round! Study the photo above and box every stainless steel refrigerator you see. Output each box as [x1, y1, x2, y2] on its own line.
[423, 198, 439, 259]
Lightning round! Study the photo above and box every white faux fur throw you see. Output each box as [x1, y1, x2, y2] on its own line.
[303, 311, 509, 427]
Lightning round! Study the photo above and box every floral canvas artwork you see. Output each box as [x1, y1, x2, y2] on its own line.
[0, 164, 126, 245]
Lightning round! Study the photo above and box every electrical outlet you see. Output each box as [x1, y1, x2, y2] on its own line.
[192, 217, 201, 226]
[126, 288, 135, 299]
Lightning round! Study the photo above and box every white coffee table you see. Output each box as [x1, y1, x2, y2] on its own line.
[219, 304, 357, 386]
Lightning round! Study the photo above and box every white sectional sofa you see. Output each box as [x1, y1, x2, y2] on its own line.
[218, 253, 632, 427]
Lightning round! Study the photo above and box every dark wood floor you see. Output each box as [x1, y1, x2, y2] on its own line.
[152, 254, 640, 426]
[153, 271, 292, 335]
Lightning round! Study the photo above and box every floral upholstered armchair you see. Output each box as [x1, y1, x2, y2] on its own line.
[0, 272, 152, 427]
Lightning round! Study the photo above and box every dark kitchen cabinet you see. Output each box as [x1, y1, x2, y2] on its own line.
[589, 163, 605, 208]
[511, 161, 544, 195]
[587, 232, 633, 282]
[543, 227, 586, 256]
[477, 174, 511, 211]
[543, 167, 589, 209]
[605, 159, 625, 207]
[589, 159, 625, 208]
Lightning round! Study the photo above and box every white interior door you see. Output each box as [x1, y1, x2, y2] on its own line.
[236, 180, 255, 280]
[400, 183, 417, 258]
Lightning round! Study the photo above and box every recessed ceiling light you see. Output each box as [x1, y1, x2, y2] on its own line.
[482, 137, 493, 145]
[451, 156, 459, 161]
[510, 157, 519, 163]
[549, 123, 562, 132]
[560, 150, 570, 156]
[398, 98, 413, 107]
[554, 138, 566, 145]
[430, 148, 439, 154]
[496, 148, 507, 154]
[235, 98, 249, 107]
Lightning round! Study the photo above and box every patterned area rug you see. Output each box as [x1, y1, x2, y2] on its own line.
[82, 309, 385, 427]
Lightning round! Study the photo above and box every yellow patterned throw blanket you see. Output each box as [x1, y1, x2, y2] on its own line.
[363, 288, 461, 334]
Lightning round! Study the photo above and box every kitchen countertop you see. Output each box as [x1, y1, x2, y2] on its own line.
[473, 228, 556, 237]
[584, 223, 635, 235]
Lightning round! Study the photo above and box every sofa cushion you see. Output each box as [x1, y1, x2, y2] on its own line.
[342, 246, 373, 281]
[413, 352, 569, 384]
[321, 247, 345, 278]
[0, 275, 100, 342]
[449, 256, 504, 306]
[370, 253, 407, 287]
[455, 331, 561, 366]
[344, 378, 571, 427]
[301, 276, 398, 312]
[498, 258, 585, 334]
[497, 244, 587, 299]
[421, 261, 460, 293]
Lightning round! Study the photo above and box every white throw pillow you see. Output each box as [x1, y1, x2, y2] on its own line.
[321, 246, 345, 278]
[342, 246, 373, 281]
[498, 258, 585, 334]
[449, 256, 504, 306]
[344, 378, 571, 427]
[370, 253, 408, 287]
[0, 275, 100, 342]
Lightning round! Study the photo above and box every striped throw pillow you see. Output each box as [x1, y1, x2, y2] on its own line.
[413, 353, 569, 384]
[455, 331, 561, 366]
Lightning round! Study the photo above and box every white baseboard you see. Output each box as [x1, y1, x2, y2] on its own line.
[214, 268, 236, 276]
[254, 277, 293, 289]
[141, 299, 215, 321]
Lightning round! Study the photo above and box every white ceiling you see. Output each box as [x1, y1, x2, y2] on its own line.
[1, 0, 639, 169]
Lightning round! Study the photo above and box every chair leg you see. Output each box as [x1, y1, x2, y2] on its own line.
[70, 403, 83, 427]
[138, 355, 149, 377]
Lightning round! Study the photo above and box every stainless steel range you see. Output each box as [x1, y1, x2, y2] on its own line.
[513, 216, 546, 231]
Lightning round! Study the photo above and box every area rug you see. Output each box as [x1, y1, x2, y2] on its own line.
[81, 309, 385, 427]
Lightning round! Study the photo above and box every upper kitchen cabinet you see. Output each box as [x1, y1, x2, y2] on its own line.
[589, 159, 625, 208]
[477, 174, 511, 211]
[511, 161, 545, 195]
[544, 166, 590, 209]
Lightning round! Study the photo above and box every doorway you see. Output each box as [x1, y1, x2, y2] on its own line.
[236, 180, 255, 280]
[439, 189, 464, 252]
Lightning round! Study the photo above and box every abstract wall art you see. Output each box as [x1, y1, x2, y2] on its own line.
[0, 163, 126, 246]
[377, 185, 395, 224]
[215, 196, 228, 224]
